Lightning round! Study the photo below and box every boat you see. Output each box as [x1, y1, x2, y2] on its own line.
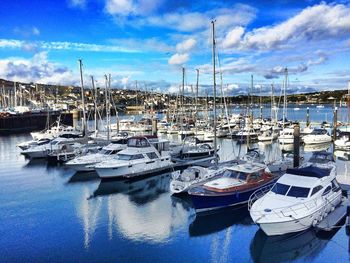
[170, 137, 218, 161]
[188, 162, 276, 212]
[249, 152, 342, 236]
[65, 139, 128, 171]
[230, 126, 258, 142]
[95, 136, 173, 179]
[334, 132, 350, 150]
[316, 105, 325, 109]
[278, 128, 294, 144]
[301, 126, 314, 135]
[302, 129, 332, 144]
[21, 135, 83, 159]
[112, 116, 136, 132]
[170, 165, 227, 194]
[30, 122, 76, 140]
[17, 138, 51, 150]
[258, 130, 278, 142]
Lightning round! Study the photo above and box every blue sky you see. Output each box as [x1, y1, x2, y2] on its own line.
[0, 0, 350, 95]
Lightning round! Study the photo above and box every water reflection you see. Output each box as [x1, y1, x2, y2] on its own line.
[250, 228, 339, 263]
[92, 174, 190, 243]
[67, 171, 100, 183]
[189, 206, 251, 237]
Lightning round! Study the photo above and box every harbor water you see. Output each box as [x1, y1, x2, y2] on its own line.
[1, 105, 350, 262]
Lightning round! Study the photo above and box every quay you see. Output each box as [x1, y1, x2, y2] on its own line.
[0, 111, 73, 135]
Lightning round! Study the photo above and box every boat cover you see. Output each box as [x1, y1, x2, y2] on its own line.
[286, 166, 331, 178]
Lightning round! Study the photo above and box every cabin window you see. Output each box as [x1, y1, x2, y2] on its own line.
[131, 154, 144, 160]
[311, 185, 323, 196]
[322, 186, 332, 196]
[117, 154, 133, 161]
[237, 172, 248, 182]
[249, 173, 262, 181]
[147, 152, 158, 159]
[287, 186, 310, 198]
[271, 183, 290, 195]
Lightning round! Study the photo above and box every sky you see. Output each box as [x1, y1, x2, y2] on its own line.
[0, 0, 350, 95]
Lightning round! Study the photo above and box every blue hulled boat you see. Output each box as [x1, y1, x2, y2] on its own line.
[188, 162, 277, 212]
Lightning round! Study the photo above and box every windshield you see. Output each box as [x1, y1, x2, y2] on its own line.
[286, 186, 310, 198]
[271, 183, 290, 195]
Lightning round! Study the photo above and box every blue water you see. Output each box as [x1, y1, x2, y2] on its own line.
[1, 106, 350, 262]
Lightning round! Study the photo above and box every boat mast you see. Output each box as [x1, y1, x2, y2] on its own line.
[14, 82, 17, 108]
[104, 74, 110, 142]
[282, 68, 288, 127]
[212, 20, 217, 166]
[78, 59, 87, 134]
[195, 69, 199, 136]
[91, 76, 98, 133]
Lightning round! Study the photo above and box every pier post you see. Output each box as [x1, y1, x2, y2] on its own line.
[306, 107, 310, 127]
[293, 125, 300, 167]
[333, 107, 338, 141]
[152, 117, 157, 136]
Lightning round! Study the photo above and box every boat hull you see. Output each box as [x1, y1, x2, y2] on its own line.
[190, 182, 275, 212]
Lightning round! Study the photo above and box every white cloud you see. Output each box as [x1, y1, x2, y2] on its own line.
[0, 52, 76, 85]
[226, 3, 350, 51]
[109, 4, 256, 33]
[68, 0, 86, 8]
[105, 0, 162, 16]
[222, 26, 244, 49]
[168, 53, 189, 65]
[176, 38, 197, 53]
[0, 39, 139, 53]
[13, 26, 40, 37]
[32, 27, 40, 36]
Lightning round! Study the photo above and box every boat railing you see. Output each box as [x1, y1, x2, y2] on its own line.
[248, 184, 274, 211]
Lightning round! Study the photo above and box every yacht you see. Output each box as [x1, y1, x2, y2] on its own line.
[188, 162, 276, 212]
[302, 129, 332, 144]
[230, 127, 258, 141]
[334, 132, 350, 150]
[130, 116, 153, 132]
[30, 122, 76, 140]
[17, 138, 51, 150]
[249, 152, 342, 236]
[65, 139, 128, 171]
[112, 116, 135, 132]
[170, 137, 218, 161]
[279, 128, 294, 144]
[258, 130, 278, 142]
[21, 136, 83, 159]
[95, 136, 173, 179]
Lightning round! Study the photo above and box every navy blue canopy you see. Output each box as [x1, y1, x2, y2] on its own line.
[286, 166, 331, 178]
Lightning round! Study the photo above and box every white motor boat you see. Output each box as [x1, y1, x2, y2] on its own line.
[65, 140, 128, 171]
[334, 132, 350, 150]
[302, 129, 332, 144]
[31, 123, 76, 140]
[279, 128, 294, 144]
[112, 116, 135, 131]
[258, 130, 278, 142]
[95, 136, 173, 179]
[249, 153, 342, 236]
[21, 136, 82, 159]
[17, 138, 51, 150]
[301, 126, 314, 135]
[170, 166, 225, 194]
